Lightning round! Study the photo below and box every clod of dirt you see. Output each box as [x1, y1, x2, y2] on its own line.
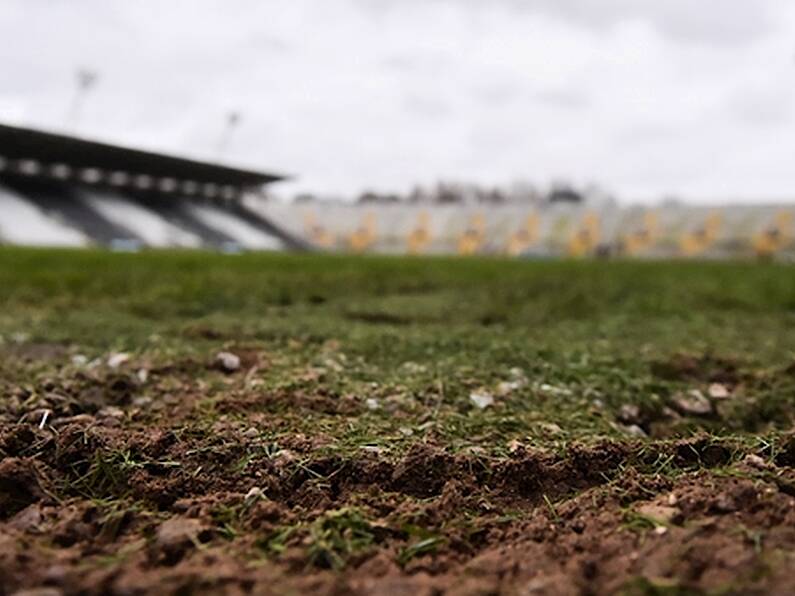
[671, 390, 713, 416]
[11, 588, 63, 596]
[651, 353, 741, 385]
[773, 435, 795, 467]
[390, 444, 453, 497]
[8, 504, 43, 533]
[635, 503, 683, 526]
[215, 351, 241, 373]
[153, 517, 209, 565]
[4, 341, 69, 363]
[0, 458, 46, 519]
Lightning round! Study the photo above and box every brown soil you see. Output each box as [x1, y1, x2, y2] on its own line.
[2, 352, 795, 594]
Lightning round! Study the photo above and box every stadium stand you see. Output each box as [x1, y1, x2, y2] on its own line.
[0, 122, 305, 250]
[1, 122, 793, 258]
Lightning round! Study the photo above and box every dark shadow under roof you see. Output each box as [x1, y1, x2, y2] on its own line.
[0, 122, 286, 188]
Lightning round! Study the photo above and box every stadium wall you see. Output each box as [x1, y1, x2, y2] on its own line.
[251, 200, 795, 259]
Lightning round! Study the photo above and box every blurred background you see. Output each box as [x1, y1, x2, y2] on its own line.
[1, 0, 794, 257]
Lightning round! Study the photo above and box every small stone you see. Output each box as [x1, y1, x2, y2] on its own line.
[636, 503, 682, 526]
[215, 351, 241, 372]
[398, 427, 414, 436]
[470, 391, 495, 409]
[539, 422, 563, 435]
[509, 367, 526, 379]
[465, 445, 487, 455]
[107, 352, 130, 369]
[242, 427, 259, 439]
[672, 389, 713, 416]
[365, 398, 380, 411]
[11, 332, 30, 344]
[137, 368, 149, 383]
[618, 404, 641, 424]
[9, 504, 42, 532]
[507, 439, 524, 453]
[538, 383, 572, 396]
[622, 424, 647, 437]
[712, 494, 738, 513]
[323, 358, 344, 372]
[708, 383, 730, 399]
[653, 526, 668, 535]
[52, 414, 95, 427]
[743, 454, 768, 469]
[98, 406, 125, 419]
[401, 361, 427, 373]
[667, 493, 678, 506]
[71, 354, 88, 366]
[244, 486, 265, 504]
[496, 380, 523, 396]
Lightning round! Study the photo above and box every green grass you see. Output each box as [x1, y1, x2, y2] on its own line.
[1, 247, 795, 451]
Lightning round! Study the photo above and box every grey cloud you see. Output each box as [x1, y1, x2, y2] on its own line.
[360, 0, 774, 45]
[519, 0, 774, 45]
[403, 95, 452, 119]
[729, 87, 793, 127]
[2, 0, 794, 200]
[534, 88, 589, 109]
[470, 82, 522, 108]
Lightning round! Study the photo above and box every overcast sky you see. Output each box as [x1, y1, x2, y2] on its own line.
[2, 1, 795, 202]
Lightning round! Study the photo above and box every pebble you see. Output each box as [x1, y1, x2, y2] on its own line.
[496, 380, 523, 396]
[708, 383, 731, 399]
[672, 389, 713, 416]
[98, 406, 125, 419]
[107, 352, 130, 369]
[216, 351, 241, 372]
[538, 383, 573, 396]
[618, 404, 641, 424]
[242, 427, 259, 439]
[622, 424, 647, 437]
[470, 391, 495, 409]
[539, 422, 563, 435]
[244, 486, 265, 504]
[743, 454, 768, 469]
[71, 354, 88, 366]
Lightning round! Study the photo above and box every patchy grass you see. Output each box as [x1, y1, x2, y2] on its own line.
[2, 247, 795, 594]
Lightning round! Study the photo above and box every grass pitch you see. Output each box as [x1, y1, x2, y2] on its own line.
[1, 248, 795, 594]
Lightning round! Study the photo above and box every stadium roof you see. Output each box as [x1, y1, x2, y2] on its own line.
[0, 122, 286, 189]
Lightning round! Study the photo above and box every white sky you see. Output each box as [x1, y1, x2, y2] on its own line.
[2, 0, 795, 202]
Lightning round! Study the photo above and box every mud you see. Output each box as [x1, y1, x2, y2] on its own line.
[1, 415, 795, 595]
[2, 351, 795, 594]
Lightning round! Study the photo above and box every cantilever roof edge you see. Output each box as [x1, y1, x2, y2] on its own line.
[0, 122, 289, 187]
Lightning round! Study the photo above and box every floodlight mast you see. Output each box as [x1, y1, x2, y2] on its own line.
[216, 111, 241, 159]
[66, 68, 99, 129]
